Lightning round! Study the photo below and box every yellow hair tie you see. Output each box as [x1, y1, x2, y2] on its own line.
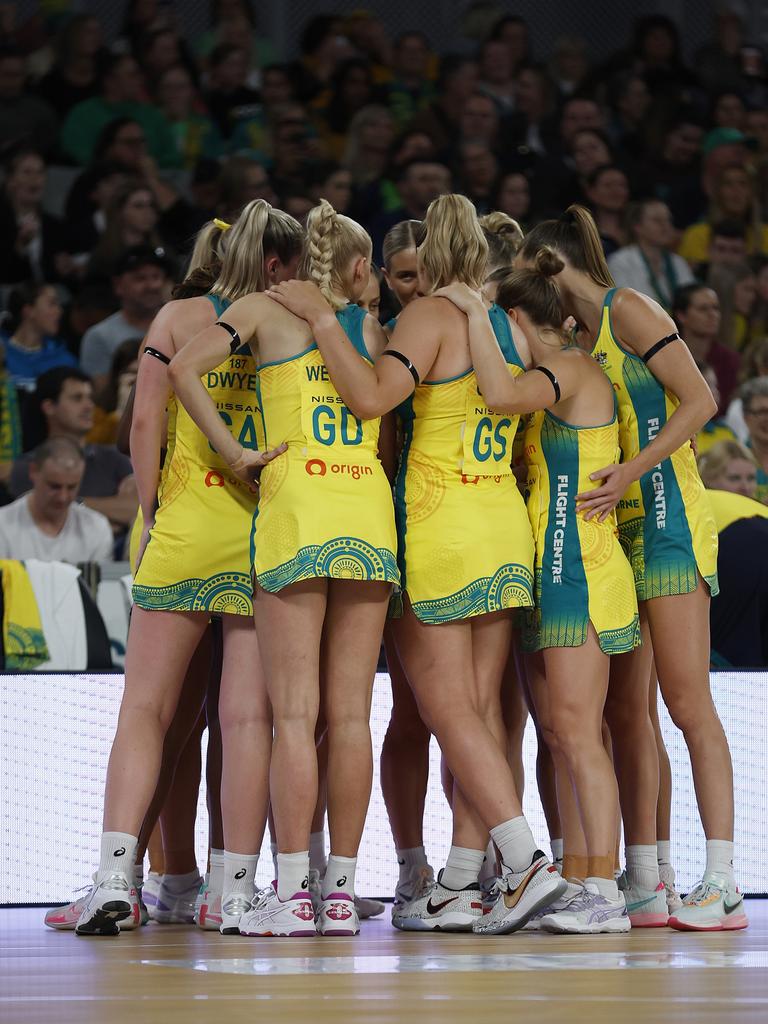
[213, 218, 232, 231]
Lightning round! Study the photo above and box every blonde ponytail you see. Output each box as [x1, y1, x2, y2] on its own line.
[419, 193, 488, 292]
[213, 198, 304, 301]
[519, 203, 614, 288]
[300, 198, 372, 310]
[187, 219, 230, 276]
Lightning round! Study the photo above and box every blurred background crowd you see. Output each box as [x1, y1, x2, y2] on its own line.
[2, 0, 768, 579]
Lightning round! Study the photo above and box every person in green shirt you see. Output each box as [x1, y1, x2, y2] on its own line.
[60, 54, 179, 168]
[156, 65, 223, 170]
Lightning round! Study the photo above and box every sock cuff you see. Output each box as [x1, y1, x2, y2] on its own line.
[223, 851, 260, 863]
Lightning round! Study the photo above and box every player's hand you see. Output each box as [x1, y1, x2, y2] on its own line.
[433, 282, 485, 315]
[135, 519, 154, 570]
[267, 280, 332, 326]
[228, 443, 288, 491]
[576, 462, 633, 522]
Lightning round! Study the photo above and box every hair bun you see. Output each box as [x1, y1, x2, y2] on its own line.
[535, 246, 565, 278]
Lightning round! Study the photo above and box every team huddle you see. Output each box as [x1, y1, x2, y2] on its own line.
[46, 190, 746, 940]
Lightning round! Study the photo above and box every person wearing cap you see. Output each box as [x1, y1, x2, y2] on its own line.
[79, 246, 170, 390]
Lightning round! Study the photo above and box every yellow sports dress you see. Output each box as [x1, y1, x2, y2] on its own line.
[254, 303, 399, 591]
[522, 405, 640, 653]
[132, 294, 261, 615]
[591, 289, 719, 601]
[395, 304, 534, 624]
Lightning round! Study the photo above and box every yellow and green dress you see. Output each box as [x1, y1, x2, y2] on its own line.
[253, 303, 399, 591]
[522, 404, 640, 652]
[132, 294, 261, 615]
[591, 289, 719, 601]
[395, 303, 534, 623]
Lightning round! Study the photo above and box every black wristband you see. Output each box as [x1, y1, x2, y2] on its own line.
[216, 320, 242, 354]
[642, 332, 680, 364]
[534, 365, 561, 403]
[381, 348, 420, 386]
[144, 346, 171, 365]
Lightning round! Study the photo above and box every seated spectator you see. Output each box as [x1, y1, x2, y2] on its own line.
[34, 14, 105, 117]
[740, 376, 768, 502]
[555, 127, 614, 208]
[608, 199, 694, 310]
[203, 43, 260, 141]
[0, 147, 68, 287]
[313, 58, 382, 160]
[507, 64, 558, 157]
[269, 103, 324, 198]
[307, 162, 352, 214]
[673, 283, 741, 413]
[386, 31, 436, 128]
[678, 162, 768, 266]
[696, 363, 738, 455]
[701, 218, 750, 277]
[60, 53, 178, 167]
[549, 35, 589, 100]
[0, 46, 59, 157]
[607, 71, 650, 159]
[492, 171, 531, 228]
[725, 336, 768, 442]
[708, 261, 758, 352]
[0, 437, 114, 563]
[88, 338, 140, 446]
[87, 181, 168, 282]
[477, 37, 516, 115]
[699, 438, 759, 499]
[408, 56, 478, 156]
[457, 141, 498, 215]
[79, 246, 170, 389]
[344, 11, 395, 84]
[283, 193, 315, 226]
[342, 105, 396, 187]
[10, 367, 137, 533]
[155, 65, 222, 170]
[64, 118, 148, 231]
[584, 164, 631, 256]
[711, 90, 747, 133]
[490, 14, 532, 74]
[288, 14, 355, 104]
[137, 26, 197, 93]
[368, 157, 451, 260]
[1, 283, 76, 393]
[194, 0, 276, 73]
[645, 110, 705, 229]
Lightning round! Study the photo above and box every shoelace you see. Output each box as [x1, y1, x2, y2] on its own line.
[684, 880, 722, 907]
[412, 868, 436, 900]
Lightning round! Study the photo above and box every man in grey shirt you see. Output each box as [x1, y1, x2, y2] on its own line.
[79, 246, 170, 390]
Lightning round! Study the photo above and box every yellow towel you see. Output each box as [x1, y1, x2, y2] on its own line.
[0, 560, 49, 669]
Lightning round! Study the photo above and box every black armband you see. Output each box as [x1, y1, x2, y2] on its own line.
[534, 365, 561, 403]
[215, 320, 242, 354]
[381, 349, 420, 386]
[642, 332, 680, 364]
[144, 346, 171, 365]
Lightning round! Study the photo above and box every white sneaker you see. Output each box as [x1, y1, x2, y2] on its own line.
[193, 874, 208, 923]
[141, 871, 163, 919]
[659, 863, 683, 913]
[317, 894, 360, 936]
[394, 864, 435, 909]
[150, 875, 203, 924]
[195, 877, 223, 931]
[392, 869, 482, 932]
[238, 885, 317, 937]
[75, 873, 137, 936]
[540, 882, 631, 934]
[668, 872, 748, 931]
[46, 876, 142, 931]
[355, 894, 384, 919]
[618, 873, 669, 927]
[521, 879, 583, 931]
[473, 852, 566, 935]
[220, 893, 252, 934]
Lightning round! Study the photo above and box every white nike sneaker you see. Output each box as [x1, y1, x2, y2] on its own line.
[659, 863, 683, 913]
[392, 869, 482, 932]
[394, 864, 435, 909]
[355, 894, 384, 919]
[220, 893, 252, 934]
[75, 873, 137, 936]
[150, 875, 203, 924]
[540, 882, 631, 934]
[239, 885, 316, 937]
[668, 872, 748, 931]
[521, 879, 583, 931]
[473, 852, 566, 935]
[618, 874, 669, 927]
[317, 894, 360, 936]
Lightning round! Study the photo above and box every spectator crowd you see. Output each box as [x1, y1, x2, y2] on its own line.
[2, 0, 768, 570]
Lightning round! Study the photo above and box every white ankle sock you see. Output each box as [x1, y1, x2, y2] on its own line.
[551, 838, 564, 866]
[441, 846, 485, 889]
[588, 875, 619, 900]
[705, 840, 735, 885]
[396, 846, 427, 884]
[133, 862, 144, 888]
[656, 840, 672, 866]
[625, 845, 660, 890]
[277, 852, 310, 901]
[163, 869, 202, 894]
[98, 832, 137, 880]
[490, 817, 538, 873]
[479, 840, 497, 882]
[309, 831, 327, 874]
[209, 850, 224, 896]
[322, 855, 357, 898]
[222, 852, 259, 900]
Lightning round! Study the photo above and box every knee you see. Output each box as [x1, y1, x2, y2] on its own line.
[271, 692, 318, 731]
[549, 705, 593, 760]
[219, 697, 271, 734]
[384, 711, 430, 747]
[663, 691, 717, 736]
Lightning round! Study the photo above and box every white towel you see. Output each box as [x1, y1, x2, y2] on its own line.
[24, 560, 87, 671]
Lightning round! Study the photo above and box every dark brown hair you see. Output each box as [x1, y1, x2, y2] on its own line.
[496, 247, 567, 336]
[519, 204, 614, 288]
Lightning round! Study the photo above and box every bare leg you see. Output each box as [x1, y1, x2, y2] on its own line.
[160, 710, 204, 875]
[648, 666, 672, 842]
[205, 623, 224, 854]
[500, 636, 528, 800]
[646, 580, 734, 840]
[147, 825, 164, 875]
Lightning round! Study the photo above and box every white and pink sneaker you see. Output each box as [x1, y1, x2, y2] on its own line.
[45, 879, 140, 932]
[238, 884, 316, 937]
[317, 893, 360, 936]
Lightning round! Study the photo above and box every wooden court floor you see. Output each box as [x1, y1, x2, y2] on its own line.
[2, 902, 766, 1024]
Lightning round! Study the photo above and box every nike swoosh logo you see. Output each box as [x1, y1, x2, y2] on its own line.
[626, 895, 658, 912]
[427, 895, 459, 914]
[724, 898, 743, 914]
[503, 863, 540, 910]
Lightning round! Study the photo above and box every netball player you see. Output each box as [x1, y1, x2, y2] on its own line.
[73, 202, 300, 936]
[517, 206, 746, 931]
[268, 194, 564, 935]
[171, 200, 398, 937]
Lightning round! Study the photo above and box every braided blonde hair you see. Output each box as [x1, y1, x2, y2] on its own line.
[300, 199, 372, 310]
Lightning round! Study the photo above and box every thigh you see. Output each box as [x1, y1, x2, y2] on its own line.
[322, 580, 390, 719]
[394, 604, 475, 721]
[219, 614, 270, 718]
[543, 628, 610, 737]
[606, 608, 652, 713]
[471, 611, 513, 707]
[384, 621, 423, 726]
[645, 577, 712, 706]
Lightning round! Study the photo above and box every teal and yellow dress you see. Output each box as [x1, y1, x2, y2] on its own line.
[132, 294, 261, 615]
[253, 303, 399, 591]
[591, 289, 719, 600]
[522, 404, 640, 652]
[395, 304, 534, 623]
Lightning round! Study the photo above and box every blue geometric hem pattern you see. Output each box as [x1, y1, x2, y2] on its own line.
[257, 537, 400, 593]
[132, 572, 253, 615]
[411, 563, 533, 624]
